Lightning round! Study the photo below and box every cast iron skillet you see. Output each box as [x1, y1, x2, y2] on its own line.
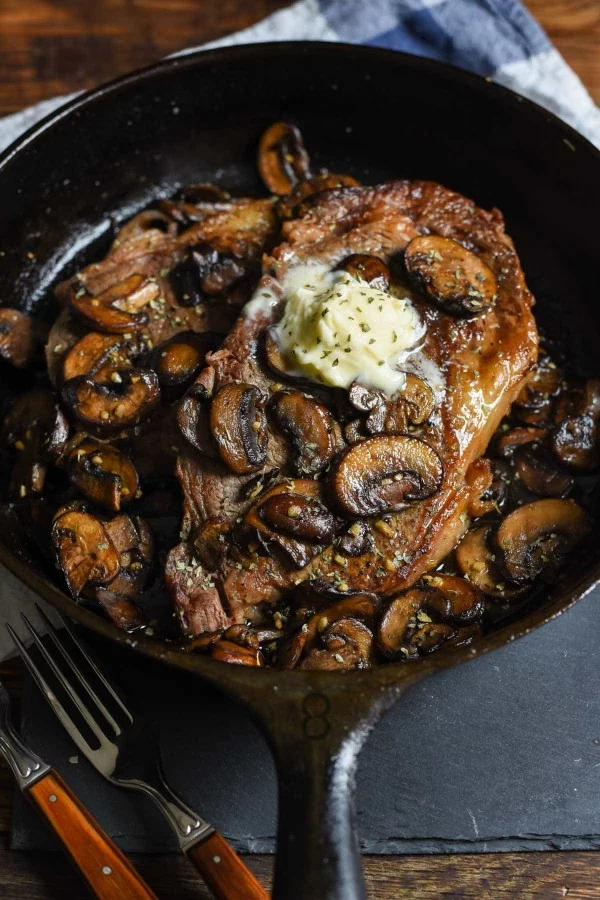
[1, 42, 599, 900]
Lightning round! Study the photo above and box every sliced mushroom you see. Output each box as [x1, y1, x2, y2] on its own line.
[495, 498, 590, 584]
[0, 309, 46, 369]
[330, 435, 443, 517]
[263, 329, 309, 385]
[468, 475, 507, 517]
[210, 640, 264, 667]
[95, 588, 146, 631]
[334, 520, 373, 557]
[51, 509, 119, 597]
[276, 173, 359, 219]
[404, 235, 497, 316]
[69, 274, 160, 333]
[67, 439, 139, 511]
[210, 382, 267, 474]
[349, 376, 435, 436]
[259, 492, 338, 543]
[62, 332, 136, 384]
[221, 624, 260, 650]
[409, 623, 457, 654]
[257, 122, 311, 195]
[301, 617, 373, 670]
[150, 331, 219, 398]
[495, 426, 548, 458]
[269, 390, 343, 475]
[62, 368, 160, 435]
[455, 525, 523, 600]
[169, 243, 246, 307]
[551, 379, 600, 471]
[377, 589, 427, 659]
[177, 382, 217, 456]
[244, 480, 337, 568]
[337, 255, 391, 292]
[514, 361, 563, 411]
[514, 446, 573, 497]
[2, 388, 69, 498]
[103, 514, 153, 598]
[112, 210, 177, 244]
[420, 574, 485, 624]
[288, 592, 380, 667]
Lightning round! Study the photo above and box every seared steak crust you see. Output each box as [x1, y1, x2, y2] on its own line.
[175, 180, 537, 632]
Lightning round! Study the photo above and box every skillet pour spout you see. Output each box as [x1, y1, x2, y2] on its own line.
[0, 40, 599, 900]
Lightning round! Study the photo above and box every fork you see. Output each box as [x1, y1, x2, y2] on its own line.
[8, 606, 268, 900]
[0, 678, 157, 899]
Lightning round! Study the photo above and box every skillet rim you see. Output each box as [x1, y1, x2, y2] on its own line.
[1, 39, 599, 686]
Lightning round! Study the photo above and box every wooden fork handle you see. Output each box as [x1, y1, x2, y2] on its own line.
[187, 829, 269, 900]
[28, 770, 157, 899]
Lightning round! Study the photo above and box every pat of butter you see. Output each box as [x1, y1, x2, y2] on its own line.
[273, 263, 425, 394]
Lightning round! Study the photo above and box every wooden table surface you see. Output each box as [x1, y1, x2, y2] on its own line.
[0, 1, 598, 897]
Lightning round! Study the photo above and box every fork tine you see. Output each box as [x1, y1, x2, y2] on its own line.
[16, 614, 110, 749]
[6, 623, 98, 758]
[34, 605, 124, 736]
[57, 612, 133, 725]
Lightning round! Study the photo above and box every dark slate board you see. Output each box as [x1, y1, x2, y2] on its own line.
[11, 586, 600, 855]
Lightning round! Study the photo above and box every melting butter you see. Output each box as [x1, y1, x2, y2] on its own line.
[272, 263, 425, 394]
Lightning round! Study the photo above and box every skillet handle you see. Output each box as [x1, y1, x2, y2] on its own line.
[256, 683, 403, 900]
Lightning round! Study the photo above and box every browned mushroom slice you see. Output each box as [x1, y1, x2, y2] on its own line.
[349, 376, 435, 435]
[377, 589, 428, 659]
[244, 480, 337, 568]
[221, 624, 261, 650]
[514, 446, 573, 497]
[0, 309, 46, 369]
[180, 184, 232, 205]
[269, 390, 343, 475]
[337, 255, 391, 292]
[169, 243, 246, 307]
[551, 379, 600, 471]
[404, 235, 497, 316]
[2, 388, 69, 498]
[67, 439, 139, 511]
[514, 362, 563, 411]
[495, 426, 548, 458]
[103, 514, 153, 598]
[330, 435, 443, 517]
[420, 574, 485, 624]
[95, 588, 146, 631]
[210, 382, 267, 474]
[495, 498, 590, 585]
[468, 473, 507, 517]
[259, 492, 338, 543]
[455, 525, 522, 599]
[151, 331, 219, 398]
[263, 329, 309, 385]
[408, 623, 457, 654]
[62, 332, 137, 384]
[257, 122, 311, 195]
[210, 640, 264, 666]
[62, 368, 160, 435]
[176, 382, 218, 456]
[276, 173, 359, 219]
[69, 274, 160, 334]
[112, 210, 177, 245]
[51, 509, 120, 597]
[301, 617, 374, 670]
[335, 520, 373, 557]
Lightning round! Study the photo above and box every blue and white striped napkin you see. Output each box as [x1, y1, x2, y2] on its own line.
[0, 0, 598, 659]
[1, 0, 599, 154]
